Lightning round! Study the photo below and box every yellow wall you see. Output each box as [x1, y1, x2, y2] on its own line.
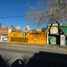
[8, 31, 47, 44]
[26, 32, 47, 44]
[8, 31, 24, 43]
[8, 32, 23, 37]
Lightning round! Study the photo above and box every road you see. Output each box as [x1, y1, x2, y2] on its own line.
[0, 43, 67, 66]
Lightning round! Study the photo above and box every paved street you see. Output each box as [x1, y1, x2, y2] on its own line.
[0, 43, 67, 66]
[0, 43, 67, 54]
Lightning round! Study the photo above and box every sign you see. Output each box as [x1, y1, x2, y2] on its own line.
[50, 24, 59, 35]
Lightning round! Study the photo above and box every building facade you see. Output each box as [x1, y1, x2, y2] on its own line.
[0, 28, 8, 42]
[48, 23, 66, 46]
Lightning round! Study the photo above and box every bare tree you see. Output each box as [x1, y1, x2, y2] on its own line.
[26, 0, 67, 26]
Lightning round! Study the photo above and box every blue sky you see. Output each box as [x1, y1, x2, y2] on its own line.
[0, 0, 47, 30]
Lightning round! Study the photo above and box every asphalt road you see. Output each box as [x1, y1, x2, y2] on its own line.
[0, 43, 67, 66]
[0, 43, 67, 54]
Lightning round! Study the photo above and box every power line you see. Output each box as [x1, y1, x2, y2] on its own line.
[0, 15, 24, 18]
[0, 4, 35, 19]
[24, 4, 35, 11]
[0, 3, 36, 19]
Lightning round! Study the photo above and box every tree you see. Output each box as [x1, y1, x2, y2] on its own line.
[26, 0, 67, 27]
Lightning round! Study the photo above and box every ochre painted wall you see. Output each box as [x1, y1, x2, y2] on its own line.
[26, 32, 47, 44]
[8, 31, 47, 44]
[8, 31, 24, 43]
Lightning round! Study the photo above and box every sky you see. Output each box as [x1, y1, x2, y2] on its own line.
[0, 0, 47, 30]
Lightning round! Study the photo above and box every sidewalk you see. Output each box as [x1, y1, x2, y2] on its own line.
[0, 42, 67, 49]
[0, 43, 67, 53]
